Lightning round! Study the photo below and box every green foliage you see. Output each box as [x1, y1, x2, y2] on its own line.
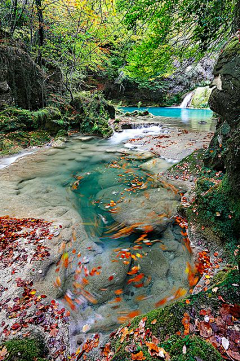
[2, 338, 47, 361]
[117, 0, 235, 79]
[162, 335, 222, 361]
[0, 107, 38, 132]
[1, 0, 237, 89]
[70, 92, 114, 137]
[0, 130, 51, 155]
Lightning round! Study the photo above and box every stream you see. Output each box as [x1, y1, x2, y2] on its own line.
[0, 110, 216, 341]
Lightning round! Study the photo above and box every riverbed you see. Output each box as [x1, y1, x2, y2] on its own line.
[0, 111, 215, 348]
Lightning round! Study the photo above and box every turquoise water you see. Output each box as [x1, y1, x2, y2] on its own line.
[8, 134, 194, 335]
[121, 107, 215, 131]
[122, 106, 213, 119]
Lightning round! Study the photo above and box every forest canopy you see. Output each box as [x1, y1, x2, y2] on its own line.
[0, 0, 238, 86]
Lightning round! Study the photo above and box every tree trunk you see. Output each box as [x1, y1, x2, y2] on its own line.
[233, 0, 240, 31]
[10, 0, 18, 36]
[35, 0, 44, 64]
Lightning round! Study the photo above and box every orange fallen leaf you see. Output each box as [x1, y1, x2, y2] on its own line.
[114, 289, 123, 295]
[127, 310, 141, 318]
[131, 351, 146, 360]
[127, 273, 144, 284]
[128, 266, 140, 275]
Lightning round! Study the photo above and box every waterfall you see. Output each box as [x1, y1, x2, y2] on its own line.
[180, 91, 194, 108]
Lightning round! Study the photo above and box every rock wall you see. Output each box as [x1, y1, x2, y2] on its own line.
[165, 55, 216, 96]
[204, 35, 240, 191]
[85, 56, 216, 106]
[0, 31, 63, 110]
[0, 32, 46, 109]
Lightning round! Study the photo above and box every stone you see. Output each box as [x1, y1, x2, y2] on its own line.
[137, 246, 169, 280]
[0, 43, 45, 110]
[111, 187, 180, 232]
[190, 86, 213, 108]
[95, 185, 127, 211]
[98, 170, 121, 189]
[73, 248, 131, 304]
[205, 35, 240, 191]
[51, 139, 66, 148]
[140, 158, 171, 174]
[75, 136, 94, 142]
[127, 151, 154, 161]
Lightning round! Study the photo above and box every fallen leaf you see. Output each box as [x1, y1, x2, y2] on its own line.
[226, 350, 240, 361]
[0, 346, 8, 361]
[131, 351, 146, 360]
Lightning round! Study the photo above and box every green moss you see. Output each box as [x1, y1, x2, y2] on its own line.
[214, 269, 240, 305]
[108, 269, 239, 361]
[169, 149, 205, 177]
[1, 339, 47, 361]
[0, 130, 51, 155]
[190, 86, 212, 109]
[222, 36, 240, 59]
[70, 92, 114, 138]
[33, 107, 61, 124]
[162, 335, 222, 361]
[187, 173, 240, 264]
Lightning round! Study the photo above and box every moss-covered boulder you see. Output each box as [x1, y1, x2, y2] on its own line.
[0, 107, 68, 136]
[70, 92, 114, 137]
[0, 41, 45, 110]
[209, 36, 240, 121]
[95, 270, 239, 361]
[162, 335, 222, 361]
[1, 338, 47, 361]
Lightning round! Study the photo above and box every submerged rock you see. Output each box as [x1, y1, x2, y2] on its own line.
[140, 158, 171, 174]
[111, 187, 180, 232]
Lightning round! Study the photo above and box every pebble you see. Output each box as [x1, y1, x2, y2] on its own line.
[82, 257, 89, 264]
[204, 315, 210, 323]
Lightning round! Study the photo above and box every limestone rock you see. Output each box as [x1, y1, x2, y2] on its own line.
[111, 187, 180, 232]
[205, 35, 240, 191]
[0, 43, 45, 110]
[190, 86, 213, 108]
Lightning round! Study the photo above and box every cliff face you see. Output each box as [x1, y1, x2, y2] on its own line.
[0, 31, 63, 110]
[0, 32, 46, 110]
[205, 36, 240, 192]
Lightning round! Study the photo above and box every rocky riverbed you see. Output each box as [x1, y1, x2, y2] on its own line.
[0, 120, 220, 359]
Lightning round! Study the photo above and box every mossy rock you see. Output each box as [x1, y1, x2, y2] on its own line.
[187, 173, 240, 264]
[162, 335, 222, 361]
[70, 92, 114, 137]
[0, 106, 68, 136]
[0, 107, 37, 132]
[70, 92, 115, 119]
[105, 269, 239, 361]
[1, 339, 47, 361]
[190, 86, 212, 109]
[169, 149, 205, 177]
[0, 130, 51, 155]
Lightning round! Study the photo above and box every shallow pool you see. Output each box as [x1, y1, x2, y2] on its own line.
[121, 107, 215, 132]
